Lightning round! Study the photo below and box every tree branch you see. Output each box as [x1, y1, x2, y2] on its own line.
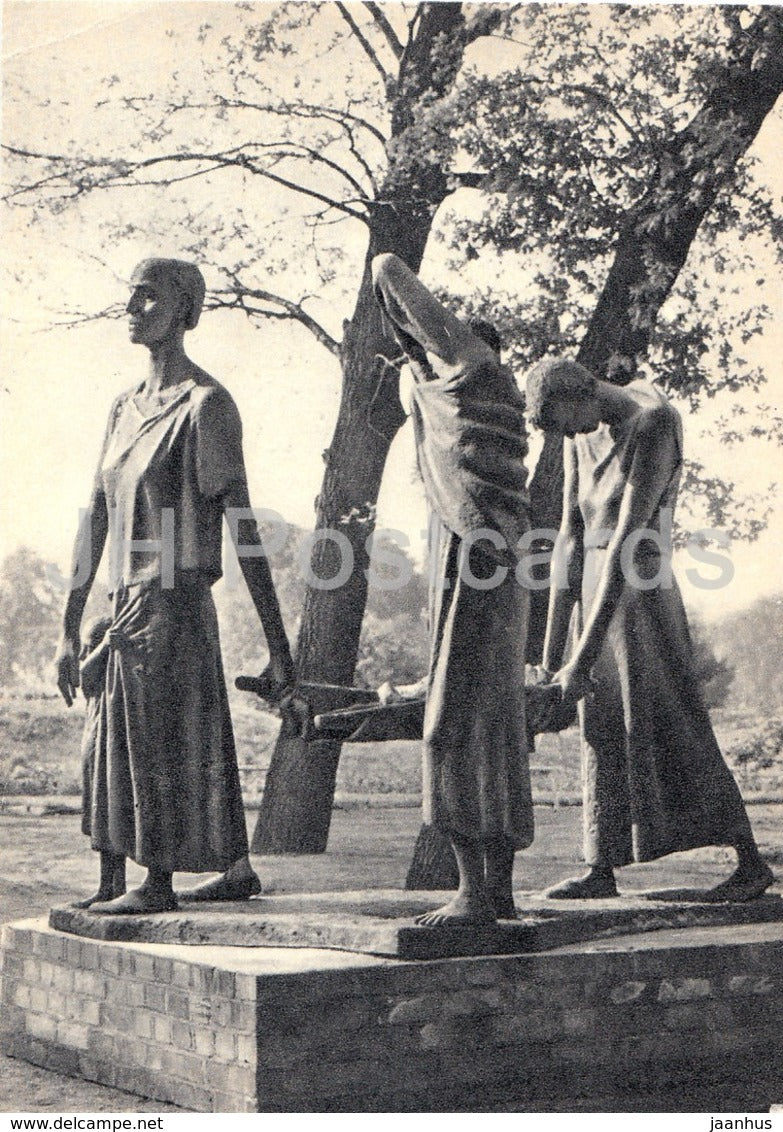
[363, 2, 403, 59]
[449, 171, 486, 189]
[475, 68, 645, 145]
[243, 139, 369, 198]
[341, 119, 380, 195]
[110, 92, 379, 199]
[275, 99, 387, 147]
[144, 94, 385, 191]
[214, 277, 341, 358]
[463, 5, 508, 46]
[22, 278, 342, 361]
[337, 2, 389, 85]
[565, 84, 642, 146]
[3, 143, 369, 221]
[43, 303, 126, 329]
[576, 6, 783, 383]
[148, 94, 388, 147]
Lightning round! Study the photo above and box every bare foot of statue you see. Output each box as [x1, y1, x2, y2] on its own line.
[702, 861, 774, 903]
[74, 885, 124, 910]
[415, 891, 497, 927]
[74, 853, 127, 908]
[89, 883, 178, 915]
[545, 866, 619, 900]
[178, 859, 262, 903]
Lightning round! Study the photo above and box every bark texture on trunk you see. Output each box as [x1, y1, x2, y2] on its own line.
[253, 4, 469, 854]
[405, 823, 459, 891]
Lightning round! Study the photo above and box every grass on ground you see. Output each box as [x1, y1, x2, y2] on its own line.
[3, 690, 782, 803]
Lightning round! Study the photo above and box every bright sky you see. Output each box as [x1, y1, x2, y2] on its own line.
[1, 1, 781, 624]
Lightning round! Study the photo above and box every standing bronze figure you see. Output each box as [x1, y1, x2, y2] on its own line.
[527, 358, 773, 902]
[55, 258, 293, 913]
[373, 253, 532, 925]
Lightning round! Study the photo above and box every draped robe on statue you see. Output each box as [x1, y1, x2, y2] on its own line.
[570, 381, 754, 865]
[372, 253, 533, 848]
[83, 377, 250, 873]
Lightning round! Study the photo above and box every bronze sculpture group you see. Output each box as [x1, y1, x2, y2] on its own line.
[55, 254, 773, 921]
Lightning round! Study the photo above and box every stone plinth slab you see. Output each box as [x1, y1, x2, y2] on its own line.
[48, 888, 783, 960]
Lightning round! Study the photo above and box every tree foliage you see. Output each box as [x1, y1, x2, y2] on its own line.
[711, 592, 783, 714]
[0, 549, 62, 685]
[5, 4, 781, 542]
[0, 549, 109, 687]
[689, 618, 734, 710]
[214, 519, 428, 688]
[440, 4, 783, 536]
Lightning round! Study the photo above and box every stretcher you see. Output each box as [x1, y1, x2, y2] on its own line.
[235, 670, 575, 743]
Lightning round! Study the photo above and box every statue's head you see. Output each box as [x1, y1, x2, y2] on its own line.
[525, 357, 600, 437]
[468, 317, 502, 356]
[126, 258, 206, 347]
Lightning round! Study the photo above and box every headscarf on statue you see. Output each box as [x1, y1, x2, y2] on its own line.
[371, 253, 529, 566]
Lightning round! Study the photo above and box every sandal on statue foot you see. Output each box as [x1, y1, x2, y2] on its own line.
[544, 872, 619, 900]
[178, 872, 262, 903]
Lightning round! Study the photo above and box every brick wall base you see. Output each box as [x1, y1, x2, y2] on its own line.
[2, 917, 782, 1112]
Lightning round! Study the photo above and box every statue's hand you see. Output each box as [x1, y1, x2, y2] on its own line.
[552, 662, 595, 707]
[259, 657, 295, 703]
[55, 637, 80, 707]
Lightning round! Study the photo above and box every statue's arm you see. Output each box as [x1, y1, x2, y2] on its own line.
[193, 384, 294, 690]
[221, 479, 294, 691]
[542, 439, 583, 673]
[55, 485, 109, 706]
[371, 253, 490, 371]
[556, 414, 673, 696]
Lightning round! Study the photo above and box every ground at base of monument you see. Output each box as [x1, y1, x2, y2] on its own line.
[49, 887, 783, 960]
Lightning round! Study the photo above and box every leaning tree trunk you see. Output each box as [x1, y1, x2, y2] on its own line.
[405, 824, 459, 890]
[253, 2, 473, 857]
[252, 220, 431, 854]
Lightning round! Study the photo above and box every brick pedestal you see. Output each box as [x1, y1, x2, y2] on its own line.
[2, 916, 783, 1111]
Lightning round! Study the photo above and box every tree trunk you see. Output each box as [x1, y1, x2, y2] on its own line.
[250, 261, 412, 853]
[405, 824, 459, 890]
[252, 3, 471, 855]
[252, 211, 442, 854]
